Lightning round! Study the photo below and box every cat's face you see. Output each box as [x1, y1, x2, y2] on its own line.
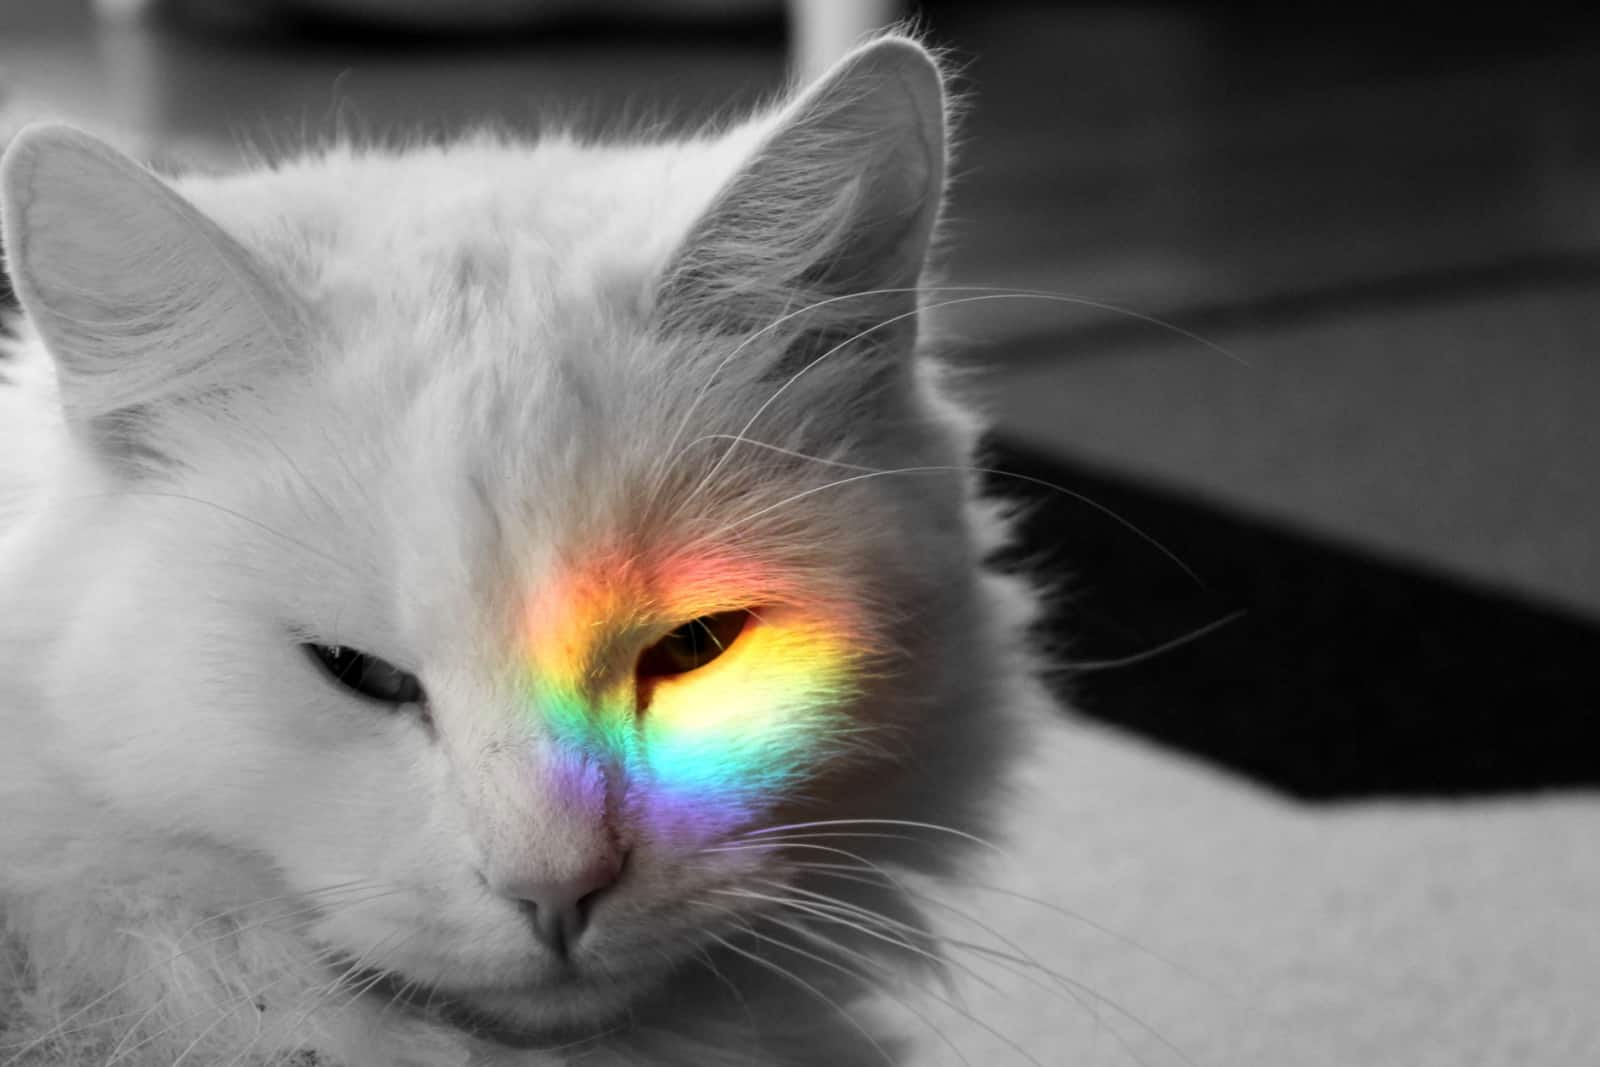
[91, 308, 977, 1029]
[3, 37, 1015, 1037]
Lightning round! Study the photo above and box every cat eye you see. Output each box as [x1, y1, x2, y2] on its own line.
[303, 643, 425, 706]
[636, 611, 749, 678]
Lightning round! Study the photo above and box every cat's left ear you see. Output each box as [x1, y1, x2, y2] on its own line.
[657, 34, 947, 364]
[0, 124, 301, 440]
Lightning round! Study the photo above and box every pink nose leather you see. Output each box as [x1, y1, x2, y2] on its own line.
[495, 853, 625, 957]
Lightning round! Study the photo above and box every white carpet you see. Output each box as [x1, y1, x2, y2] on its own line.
[899, 712, 1600, 1067]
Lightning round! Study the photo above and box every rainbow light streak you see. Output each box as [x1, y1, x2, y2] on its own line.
[520, 551, 863, 827]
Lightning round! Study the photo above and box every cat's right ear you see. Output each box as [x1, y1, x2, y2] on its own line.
[0, 124, 301, 448]
[655, 35, 948, 368]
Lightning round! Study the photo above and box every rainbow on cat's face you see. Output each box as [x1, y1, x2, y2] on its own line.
[517, 548, 865, 832]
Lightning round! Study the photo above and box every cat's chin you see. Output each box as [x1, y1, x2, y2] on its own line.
[339, 959, 660, 1048]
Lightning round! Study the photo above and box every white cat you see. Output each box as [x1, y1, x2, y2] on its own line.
[0, 34, 1051, 1066]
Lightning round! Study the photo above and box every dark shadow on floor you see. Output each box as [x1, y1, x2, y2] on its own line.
[987, 437, 1600, 801]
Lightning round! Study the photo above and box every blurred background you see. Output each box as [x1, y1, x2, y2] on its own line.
[2, 0, 1596, 800]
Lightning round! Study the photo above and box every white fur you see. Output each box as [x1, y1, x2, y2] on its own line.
[0, 36, 1050, 1066]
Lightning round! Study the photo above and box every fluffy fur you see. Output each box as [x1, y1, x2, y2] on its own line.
[0, 35, 1052, 1066]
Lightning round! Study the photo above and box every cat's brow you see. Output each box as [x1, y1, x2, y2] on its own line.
[68, 489, 353, 573]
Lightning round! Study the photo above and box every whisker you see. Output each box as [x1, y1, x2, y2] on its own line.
[796, 859, 1211, 993]
[94, 999, 170, 1067]
[1053, 611, 1247, 673]
[0, 1008, 151, 1064]
[0, 882, 398, 1067]
[678, 442, 1202, 588]
[706, 931, 897, 1067]
[20, 914, 371, 1063]
[98, 951, 340, 1067]
[715, 863, 1164, 1064]
[713, 886, 959, 988]
[692, 943, 759, 1042]
[798, 865, 1200, 1067]
[315, 946, 415, 1046]
[745, 882, 964, 988]
[717, 832, 951, 853]
[741, 915, 996, 1067]
[168, 978, 281, 1067]
[698, 841, 923, 889]
[715, 838, 1187, 1067]
[649, 282, 1244, 517]
[738, 818, 1005, 855]
[944, 879, 1226, 1003]
[763, 879, 1137, 1065]
[672, 286, 1245, 524]
[743, 874, 1145, 1058]
[268, 930, 407, 1059]
[372, 969, 424, 1030]
[211, 961, 358, 1067]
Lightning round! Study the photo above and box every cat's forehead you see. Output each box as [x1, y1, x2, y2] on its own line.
[295, 318, 789, 639]
[168, 128, 891, 628]
[175, 132, 753, 336]
[175, 133, 778, 500]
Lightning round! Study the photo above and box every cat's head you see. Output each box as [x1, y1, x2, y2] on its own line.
[1, 35, 1023, 1038]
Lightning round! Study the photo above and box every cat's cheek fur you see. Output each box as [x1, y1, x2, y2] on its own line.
[38, 529, 406, 845]
[24, 491, 547, 974]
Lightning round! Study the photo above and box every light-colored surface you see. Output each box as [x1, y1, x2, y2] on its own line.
[988, 283, 1600, 616]
[909, 712, 1600, 1066]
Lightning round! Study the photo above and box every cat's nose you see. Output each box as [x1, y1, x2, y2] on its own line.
[500, 853, 626, 958]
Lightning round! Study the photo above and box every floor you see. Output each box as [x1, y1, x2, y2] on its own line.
[0, 1, 1594, 797]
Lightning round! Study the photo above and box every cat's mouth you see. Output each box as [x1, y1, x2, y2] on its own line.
[334, 960, 645, 1051]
